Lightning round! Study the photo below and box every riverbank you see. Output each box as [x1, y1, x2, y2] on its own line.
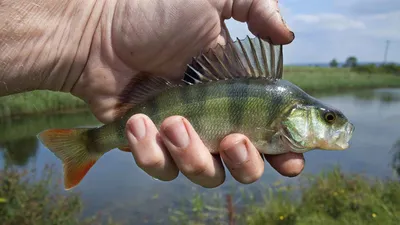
[1, 164, 399, 225]
[169, 167, 400, 225]
[1, 66, 400, 119]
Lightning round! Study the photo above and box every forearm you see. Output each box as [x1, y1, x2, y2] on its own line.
[0, 0, 104, 96]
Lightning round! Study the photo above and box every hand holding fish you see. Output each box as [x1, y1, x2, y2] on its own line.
[2, 0, 353, 191]
[80, 0, 299, 188]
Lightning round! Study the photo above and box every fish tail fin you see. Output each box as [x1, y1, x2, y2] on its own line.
[37, 128, 102, 190]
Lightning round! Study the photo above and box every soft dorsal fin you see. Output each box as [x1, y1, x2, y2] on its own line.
[114, 37, 284, 119]
[184, 36, 284, 84]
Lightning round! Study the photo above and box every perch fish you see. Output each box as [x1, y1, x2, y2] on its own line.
[38, 37, 355, 190]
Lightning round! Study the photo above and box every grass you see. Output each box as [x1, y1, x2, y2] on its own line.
[1, 66, 400, 119]
[168, 168, 400, 225]
[283, 66, 400, 94]
[0, 90, 87, 120]
[0, 165, 119, 225]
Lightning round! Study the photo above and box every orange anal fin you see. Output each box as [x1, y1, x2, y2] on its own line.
[118, 146, 131, 152]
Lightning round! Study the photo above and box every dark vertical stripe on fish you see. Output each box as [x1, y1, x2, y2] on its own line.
[179, 84, 208, 131]
[228, 80, 249, 128]
[86, 128, 99, 152]
[116, 120, 126, 140]
[193, 84, 208, 132]
[271, 91, 284, 124]
[147, 97, 159, 122]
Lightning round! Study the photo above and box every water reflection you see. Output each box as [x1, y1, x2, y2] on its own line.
[0, 112, 100, 167]
[0, 137, 38, 167]
[352, 88, 400, 105]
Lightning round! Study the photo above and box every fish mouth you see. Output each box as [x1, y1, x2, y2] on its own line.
[346, 122, 355, 140]
[279, 128, 308, 153]
[332, 122, 355, 150]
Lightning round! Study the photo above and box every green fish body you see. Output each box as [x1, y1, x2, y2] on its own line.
[38, 37, 354, 190]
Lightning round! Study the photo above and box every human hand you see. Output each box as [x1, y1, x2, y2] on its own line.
[69, 0, 303, 188]
[0, 0, 303, 188]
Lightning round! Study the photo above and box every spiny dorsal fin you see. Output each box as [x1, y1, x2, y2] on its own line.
[114, 37, 284, 119]
[184, 36, 284, 84]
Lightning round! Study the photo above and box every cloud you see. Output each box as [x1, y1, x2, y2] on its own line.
[289, 10, 400, 41]
[292, 13, 366, 31]
[225, 1, 400, 64]
[360, 11, 400, 40]
[335, 0, 400, 15]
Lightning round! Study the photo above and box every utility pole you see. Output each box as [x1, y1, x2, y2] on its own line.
[383, 40, 390, 64]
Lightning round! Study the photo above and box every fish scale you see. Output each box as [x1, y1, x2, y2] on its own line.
[37, 36, 354, 190]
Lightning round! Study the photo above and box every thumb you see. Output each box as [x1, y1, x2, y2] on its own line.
[224, 0, 294, 44]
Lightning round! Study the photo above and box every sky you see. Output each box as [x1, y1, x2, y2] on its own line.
[225, 0, 400, 64]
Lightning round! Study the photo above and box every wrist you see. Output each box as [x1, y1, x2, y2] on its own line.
[0, 0, 106, 96]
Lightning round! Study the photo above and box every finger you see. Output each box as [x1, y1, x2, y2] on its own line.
[264, 152, 305, 177]
[229, 0, 295, 44]
[219, 133, 264, 184]
[160, 116, 226, 188]
[126, 114, 179, 181]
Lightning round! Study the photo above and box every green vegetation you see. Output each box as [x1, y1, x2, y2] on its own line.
[284, 66, 400, 94]
[351, 63, 400, 75]
[0, 165, 118, 225]
[0, 90, 87, 120]
[329, 56, 400, 75]
[169, 168, 400, 225]
[343, 56, 358, 68]
[2, 165, 399, 225]
[329, 59, 338, 68]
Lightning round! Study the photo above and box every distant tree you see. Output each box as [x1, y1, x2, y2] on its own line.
[329, 59, 338, 68]
[343, 56, 358, 68]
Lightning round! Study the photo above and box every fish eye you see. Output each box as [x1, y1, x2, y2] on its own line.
[323, 111, 336, 124]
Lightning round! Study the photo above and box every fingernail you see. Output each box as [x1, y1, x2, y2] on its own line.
[224, 141, 248, 164]
[290, 31, 295, 40]
[163, 119, 189, 148]
[129, 116, 146, 140]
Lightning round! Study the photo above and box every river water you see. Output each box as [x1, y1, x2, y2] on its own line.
[1, 88, 400, 224]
